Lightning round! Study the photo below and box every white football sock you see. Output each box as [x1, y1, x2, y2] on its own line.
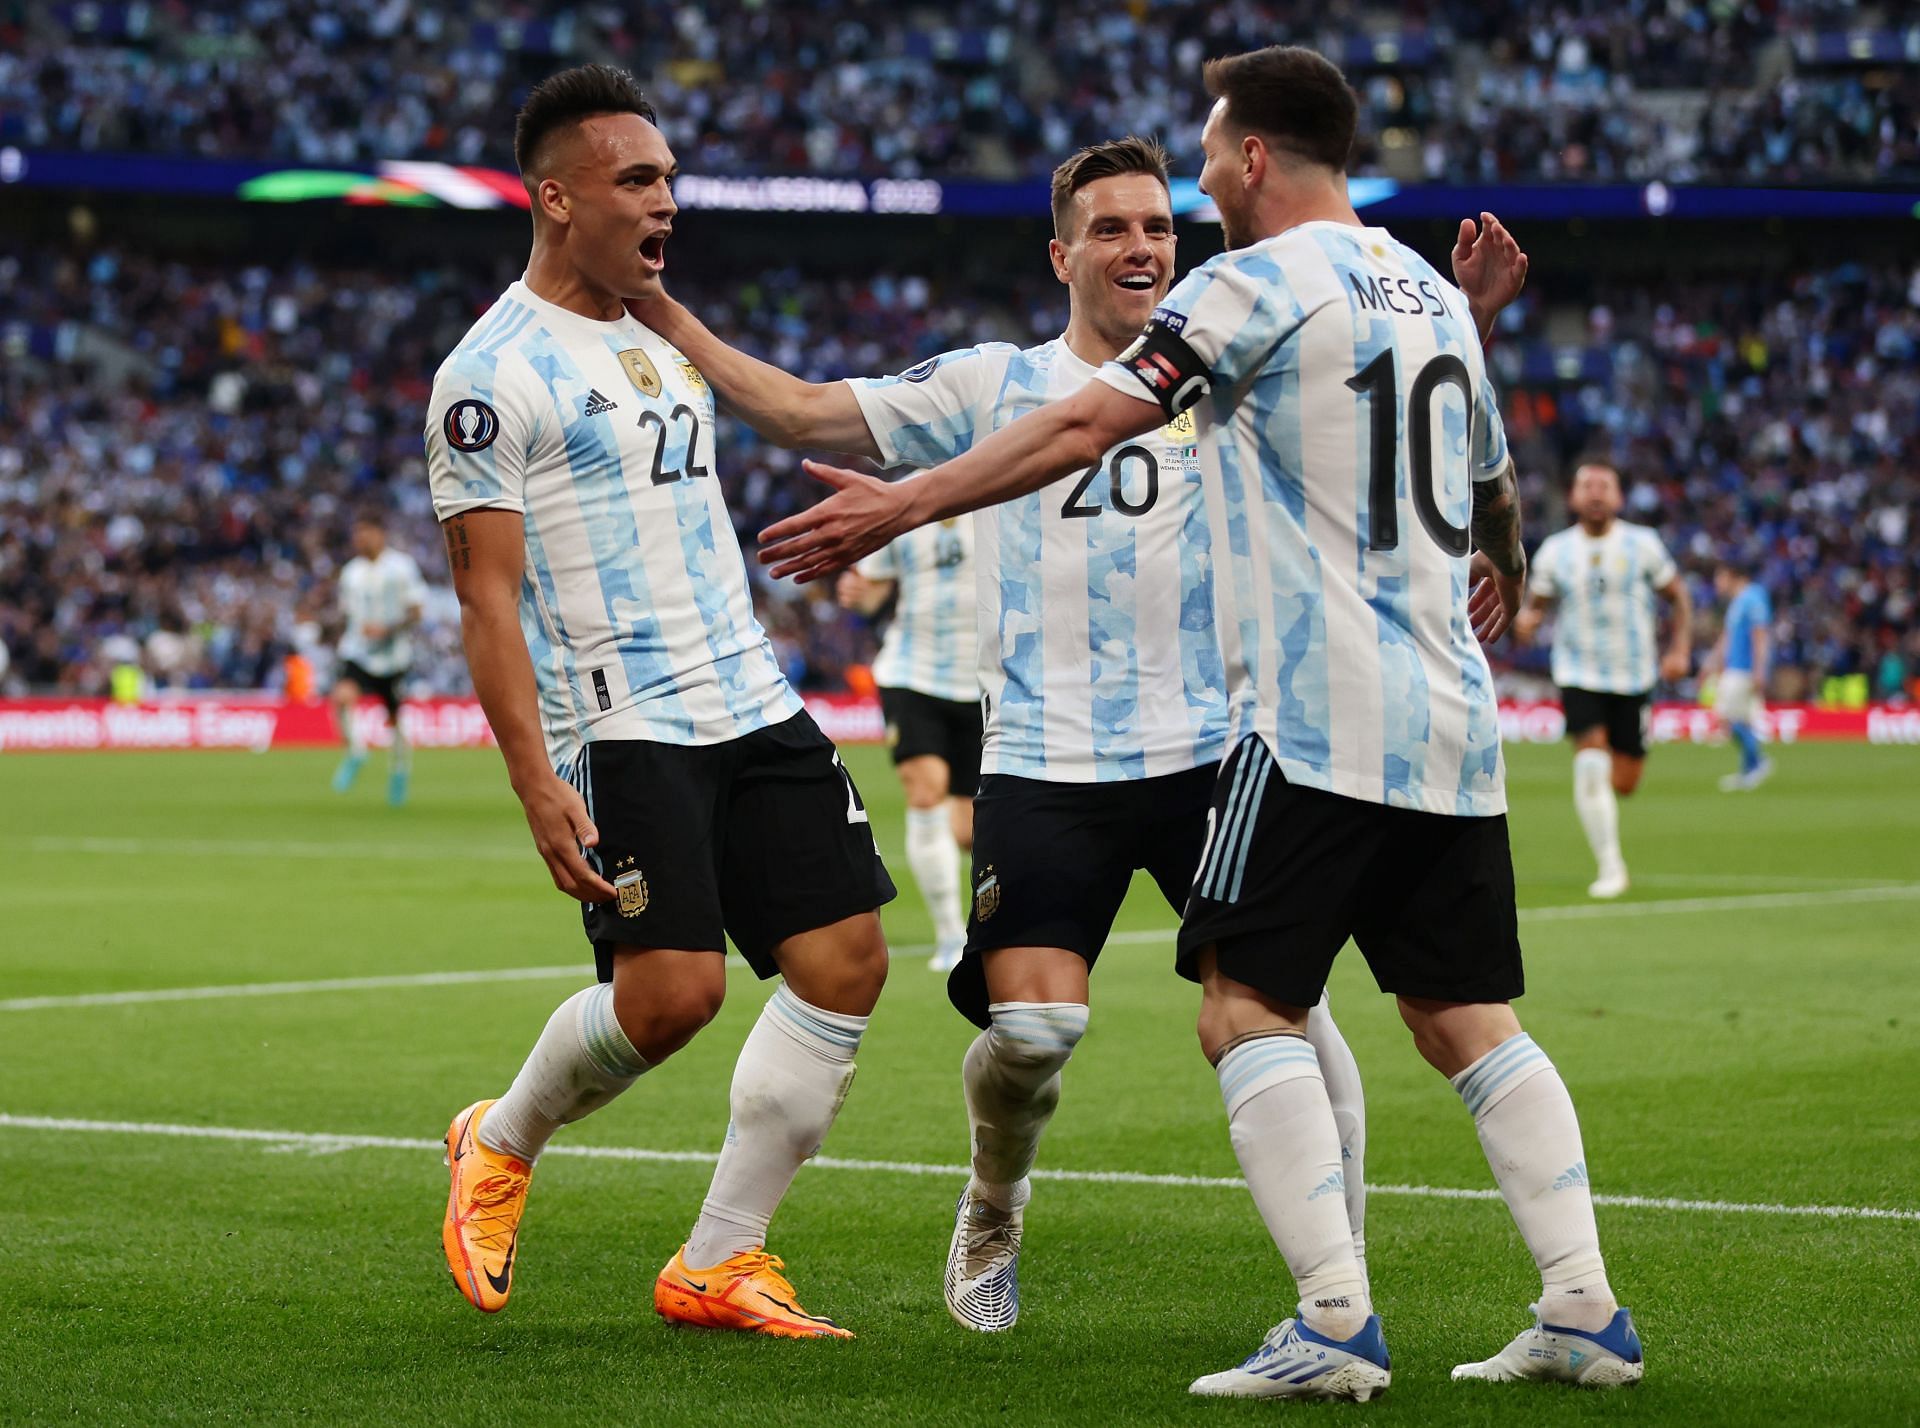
[963, 1001, 1090, 1210]
[389, 716, 412, 774]
[479, 983, 650, 1162]
[1452, 1033, 1617, 1331]
[905, 805, 965, 947]
[1573, 748, 1623, 874]
[683, 985, 866, 1269]
[343, 702, 366, 757]
[1302, 994, 1369, 1292]
[1217, 1033, 1373, 1341]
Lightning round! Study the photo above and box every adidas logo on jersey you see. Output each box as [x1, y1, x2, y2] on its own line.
[583, 389, 619, 416]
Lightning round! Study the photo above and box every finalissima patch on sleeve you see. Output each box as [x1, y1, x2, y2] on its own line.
[1114, 321, 1211, 419]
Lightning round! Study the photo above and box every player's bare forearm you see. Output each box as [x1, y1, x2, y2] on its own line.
[759, 383, 1150, 583]
[1663, 578, 1694, 666]
[1470, 460, 1526, 580]
[643, 295, 880, 459]
[443, 511, 548, 792]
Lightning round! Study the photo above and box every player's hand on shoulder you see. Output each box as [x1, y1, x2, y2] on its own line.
[517, 772, 616, 904]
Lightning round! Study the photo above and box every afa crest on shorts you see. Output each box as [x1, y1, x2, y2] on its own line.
[973, 864, 1000, 921]
[612, 856, 649, 917]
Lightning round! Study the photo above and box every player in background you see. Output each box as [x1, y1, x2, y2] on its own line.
[426, 66, 893, 1338]
[330, 511, 427, 806]
[642, 137, 1524, 1335]
[761, 46, 1641, 1399]
[1707, 558, 1773, 790]
[836, 523, 979, 974]
[1513, 461, 1692, 898]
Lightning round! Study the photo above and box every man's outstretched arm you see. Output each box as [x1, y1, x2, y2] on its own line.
[637, 294, 882, 460]
[1467, 458, 1527, 644]
[759, 380, 1163, 584]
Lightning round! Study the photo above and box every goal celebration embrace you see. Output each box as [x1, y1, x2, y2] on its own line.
[14, 4, 1919, 1425]
[430, 47, 1634, 1401]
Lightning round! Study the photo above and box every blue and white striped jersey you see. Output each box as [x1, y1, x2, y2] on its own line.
[856, 519, 979, 704]
[424, 281, 800, 764]
[848, 338, 1228, 782]
[338, 548, 427, 678]
[1530, 521, 1678, 694]
[1097, 222, 1510, 816]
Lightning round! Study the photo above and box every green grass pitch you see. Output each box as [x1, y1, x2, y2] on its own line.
[3, 741, 1917, 1425]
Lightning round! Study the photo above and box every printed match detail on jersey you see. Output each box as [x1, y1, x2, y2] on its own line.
[1530, 523, 1678, 694]
[339, 548, 427, 677]
[856, 519, 979, 705]
[848, 338, 1227, 783]
[1095, 221, 1510, 816]
[424, 281, 800, 762]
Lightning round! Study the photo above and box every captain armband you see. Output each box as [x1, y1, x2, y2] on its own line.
[1113, 319, 1213, 421]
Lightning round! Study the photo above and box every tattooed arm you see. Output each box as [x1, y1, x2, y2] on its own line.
[1467, 458, 1526, 644]
[444, 509, 613, 902]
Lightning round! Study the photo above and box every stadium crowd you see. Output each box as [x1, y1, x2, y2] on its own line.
[3, 236, 1916, 705]
[3, 0, 1915, 184]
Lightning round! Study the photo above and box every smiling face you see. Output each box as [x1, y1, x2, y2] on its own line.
[532, 111, 679, 303]
[1051, 172, 1176, 351]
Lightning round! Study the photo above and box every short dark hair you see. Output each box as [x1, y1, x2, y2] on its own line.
[1572, 458, 1626, 489]
[1049, 136, 1172, 239]
[1202, 46, 1357, 172]
[514, 64, 657, 177]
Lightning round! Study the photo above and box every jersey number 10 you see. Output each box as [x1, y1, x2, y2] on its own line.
[1346, 351, 1473, 557]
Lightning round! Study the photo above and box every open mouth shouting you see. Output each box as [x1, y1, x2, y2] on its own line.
[638, 228, 670, 272]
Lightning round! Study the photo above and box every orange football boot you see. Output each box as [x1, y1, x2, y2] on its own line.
[655, 1245, 854, 1339]
[442, 1099, 532, 1313]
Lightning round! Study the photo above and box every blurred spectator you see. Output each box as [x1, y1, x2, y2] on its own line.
[3, 237, 1915, 705]
[2, 0, 1913, 183]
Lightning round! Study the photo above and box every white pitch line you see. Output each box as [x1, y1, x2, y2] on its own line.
[8, 883, 1918, 1013]
[1, 1113, 1914, 1224]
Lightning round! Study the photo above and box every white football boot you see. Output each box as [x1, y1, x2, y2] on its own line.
[1453, 1304, 1644, 1387]
[943, 1185, 1023, 1331]
[1586, 862, 1630, 899]
[1190, 1315, 1392, 1401]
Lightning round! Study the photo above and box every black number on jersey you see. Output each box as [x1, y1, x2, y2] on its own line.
[636, 404, 711, 485]
[1345, 351, 1473, 556]
[1060, 444, 1160, 520]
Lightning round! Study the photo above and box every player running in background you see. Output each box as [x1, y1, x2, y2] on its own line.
[1514, 461, 1692, 898]
[837, 524, 979, 974]
[645, 137, 1524, 1336]
[330, 510, 427, 806]
[426, 66, 894, 1338]
[761, 46, 1640, 1399]
[1708, 558, 1774, 790]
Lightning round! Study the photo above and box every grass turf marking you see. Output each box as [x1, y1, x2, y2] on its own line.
[3, 1112, 1915, 1224]
[7, 882, 1917, 1014]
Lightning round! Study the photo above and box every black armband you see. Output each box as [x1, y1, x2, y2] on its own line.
[1113, 320, 1213, 420]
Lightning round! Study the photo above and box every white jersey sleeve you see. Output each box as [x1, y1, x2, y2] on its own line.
[425, 345, 544, 518]
[845, 346, 1014, 470]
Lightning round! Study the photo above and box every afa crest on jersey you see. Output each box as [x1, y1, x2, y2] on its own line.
[673, 355, 710, 397]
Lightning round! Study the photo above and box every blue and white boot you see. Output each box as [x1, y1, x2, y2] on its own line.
[1452, 1305, 1643, 1387]
[331, 752, 366, 792]
[1189, 1315, 1392, 1401]
[943, 1184, 1023, 1332]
